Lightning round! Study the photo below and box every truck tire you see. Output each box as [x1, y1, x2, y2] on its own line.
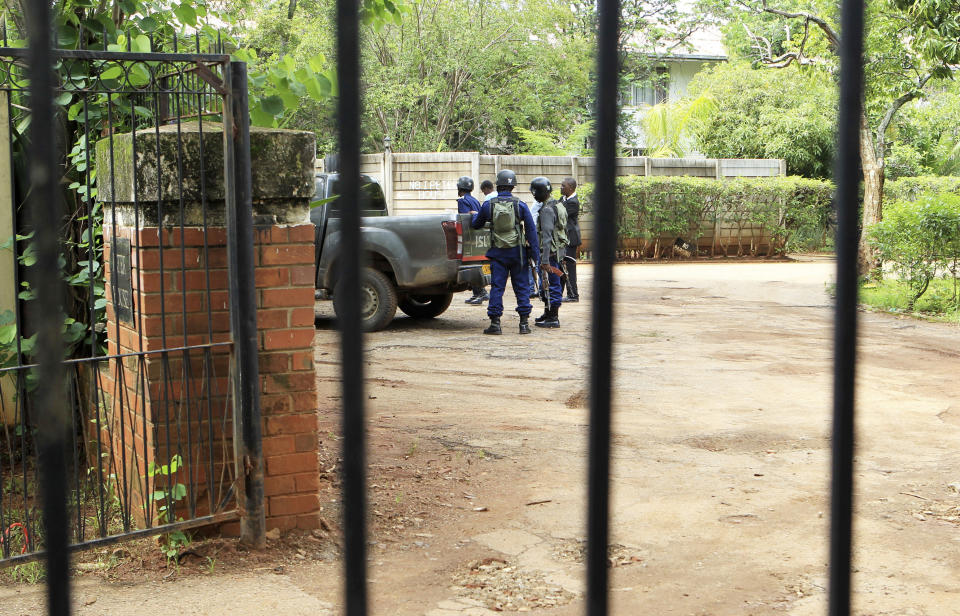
[398, 293, 454, 319]
[334, 267, 398, 332]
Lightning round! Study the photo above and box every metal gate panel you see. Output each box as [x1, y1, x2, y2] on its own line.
[0, 27, 258, 570]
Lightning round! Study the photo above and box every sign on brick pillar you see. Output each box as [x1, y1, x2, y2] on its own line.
[97, 122, 321, 534]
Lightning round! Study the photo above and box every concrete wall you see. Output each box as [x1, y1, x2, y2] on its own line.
[318, 152, 785, 255]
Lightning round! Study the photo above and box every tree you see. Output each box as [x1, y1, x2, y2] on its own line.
[715, 0, 960, 275]
[641, 94, 716, 158]
[888, 80, 960, 178]
[360, 0, 593, 152]
[688, 62, 836, 177]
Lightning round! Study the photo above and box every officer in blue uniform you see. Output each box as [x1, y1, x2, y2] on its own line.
[457, 176, 488, 305]
[530, 177, 565, 328]
[470, 169, 540, 335]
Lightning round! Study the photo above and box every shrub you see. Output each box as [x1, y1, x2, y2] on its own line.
[578, 176, 834, 257]
[885, 176, 960, 202]
[867, 194, 960, 309]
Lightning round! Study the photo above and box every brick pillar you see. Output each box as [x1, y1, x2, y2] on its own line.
[97, 123, 321, 533]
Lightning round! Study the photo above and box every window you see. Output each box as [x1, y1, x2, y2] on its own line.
[629, 67, 669, 107]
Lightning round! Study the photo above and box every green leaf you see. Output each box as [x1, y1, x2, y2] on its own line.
[259, 95, 284, 117]
[140, 16, 159, 32]
[54, 92, 72, 106]
[175, 4, 198, 27]
[100, 65, 124, 81]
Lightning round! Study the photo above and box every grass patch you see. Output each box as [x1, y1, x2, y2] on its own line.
[860, 279, 960, 323]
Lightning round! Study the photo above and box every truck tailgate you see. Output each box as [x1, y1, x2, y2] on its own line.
[459, 213, 490, 262]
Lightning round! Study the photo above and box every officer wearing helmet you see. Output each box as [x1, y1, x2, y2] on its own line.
[469, 169, 540, 334]
[456, 176, 488, 305]
[529, 177, 567, 328]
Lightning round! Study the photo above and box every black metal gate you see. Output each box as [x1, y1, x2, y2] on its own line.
[0, 8, 262, 582]
[21, 0, 864, 613]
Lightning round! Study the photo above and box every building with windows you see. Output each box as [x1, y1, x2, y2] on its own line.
[623, 26, 727, 156]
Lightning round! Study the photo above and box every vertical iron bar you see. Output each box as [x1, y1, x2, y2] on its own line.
[588, 0, 620, 613]
[830, 0, 864, 613]
[224, 61, 265, 547]
[25, 1, 71, 613]
[336, 0, 367, 612]
[82, 94, 107, 538]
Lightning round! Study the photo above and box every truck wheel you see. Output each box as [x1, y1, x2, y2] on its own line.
[334, 267, 398, 332]
[398, 293, 454, 319]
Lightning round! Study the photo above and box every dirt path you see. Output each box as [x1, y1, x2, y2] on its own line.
[5, 260, 960, 615]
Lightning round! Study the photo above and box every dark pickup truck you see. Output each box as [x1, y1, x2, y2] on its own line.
[311, 173, 491, 331]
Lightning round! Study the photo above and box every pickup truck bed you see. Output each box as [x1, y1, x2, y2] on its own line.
[312, 173, 489, 331]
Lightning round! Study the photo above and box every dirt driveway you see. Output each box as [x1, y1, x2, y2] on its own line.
[5, 259, 960, 615]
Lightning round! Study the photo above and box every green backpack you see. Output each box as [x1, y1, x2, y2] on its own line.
[549, 200, 569, 251]
[491, 197, 522, 249]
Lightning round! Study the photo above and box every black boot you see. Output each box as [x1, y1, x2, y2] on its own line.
[535, 310, 549, 323]
[478, 289, 489, 301]
[519, 314, 531, 335]
[483, 317, 502, 335]
[466, 295, 484, 305]
[535, 307, 560, 328]
[465, 293, 479, 304]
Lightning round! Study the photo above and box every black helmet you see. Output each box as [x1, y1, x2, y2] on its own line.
[495, 169, 517, 189]
[457, 176, 474, 192]
[530, 176, 552, 203]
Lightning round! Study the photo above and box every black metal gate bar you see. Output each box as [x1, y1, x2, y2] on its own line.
[224, 61, 266, 547]
[25, 1, 71, 614]
[587, 0, 620, 613]
[336, 0, 368, 612]
[830, 0, 864, 613]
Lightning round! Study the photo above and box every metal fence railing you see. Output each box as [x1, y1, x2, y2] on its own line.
[7, 0, 262, 593]
[25, 0, 863, 612]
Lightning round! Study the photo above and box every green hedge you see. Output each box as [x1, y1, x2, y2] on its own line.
[885, 176, 960, 202]
[577, 176, 834, 257]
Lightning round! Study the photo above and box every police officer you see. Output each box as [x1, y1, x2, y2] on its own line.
[457, 176, 488, 305]
[470, 169, 539, 335]
[529, 177, 566, 328]
[560, 177, 581, 302]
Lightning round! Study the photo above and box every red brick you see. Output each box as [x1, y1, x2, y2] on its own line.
[187, 311, 231, 334]
[263, 474, 296, 497]
[135, 247, 203, 270]
[260, 244, 314, 266]
[207, 290, 231, 311]
[256, 309, 289, 329]
[263, 372, 315, 394]
[266, 452, 317, 476]
[262, 435, 296, 456]
[263, 328, 316, 351]
[260, 394, 292, 415]
[293, 472, 320, 492]
[258, 352, 290, 374]
[266, 414, 318, 435]
[252, 226, 287, 245]
[289, 308, 315, 328]
[291, 392, 319, 412]
[255, 267, 290, 288]
[269, 493, 319, 516]
[139, 291, 204, 315]
[261, 287, 313, 308]
[290, 264, 315, 286]
[290, 350, 314, 372]
[288, 225, 315, 243]
[137, 271, 176, 292]
[183, 269, 229, 291]
[294, 432, 317, 452]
